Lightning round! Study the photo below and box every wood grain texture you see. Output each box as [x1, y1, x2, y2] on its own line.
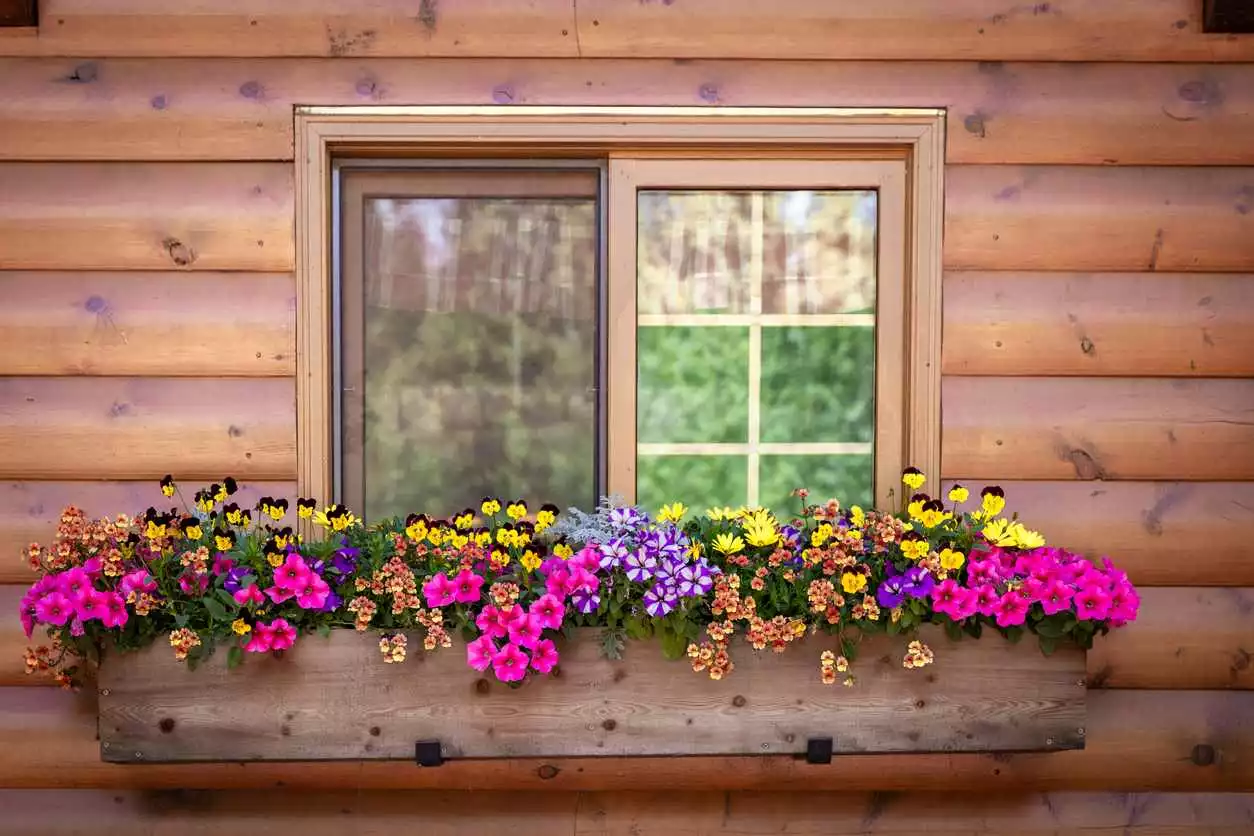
[574, 0, 1254, 62]
[0, 163, 292, 271]
[2, 688, 1248, 789]
[6, 585, 1244, 690]
[3, 59, 1254, 165]
[1089, 588, 1254, 690]
[1, 0, 1250, 61]
[974, 481, 1254, 587]
[0, 481, 298, 584]
[945, 167, 1254, 272]
[0, 272, 295, 376]
[0, 378, 296, 480]
[942, 378, 1254, 481]
[2, 790, 1253, 835]
[97, 627, 1084, 762]
[943, 272, 1254, 376]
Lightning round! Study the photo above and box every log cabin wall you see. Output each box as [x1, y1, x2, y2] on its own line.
[1, 1, 1253, 832]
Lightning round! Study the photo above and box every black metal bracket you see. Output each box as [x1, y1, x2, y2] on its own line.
[415, 739, 444, 767]
[805, 737, 834, 765]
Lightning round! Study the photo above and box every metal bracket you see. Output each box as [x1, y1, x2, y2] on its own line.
[805, 737, 834, 765]
[415, 739, 444, 767]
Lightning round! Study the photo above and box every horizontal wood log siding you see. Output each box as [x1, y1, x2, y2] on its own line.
[1, 5, 1253, 828]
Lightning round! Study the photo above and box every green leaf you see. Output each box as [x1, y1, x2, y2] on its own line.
[943, 619, 963, 642]
[226, 645, 244, 669]
[1037, 635, 1058, 656]
[1003, 626, 1025, 644]
[659, 626, 689, 660]
[203, 597, 229, 622]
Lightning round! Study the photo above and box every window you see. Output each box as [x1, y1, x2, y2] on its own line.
[298, 109, 943, 519]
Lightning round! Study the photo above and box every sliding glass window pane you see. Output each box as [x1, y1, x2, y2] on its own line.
[342, 171, 599, 520]
[636, 188, 876, 517]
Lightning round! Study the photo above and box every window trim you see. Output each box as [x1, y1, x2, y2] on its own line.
[296, 107, 944, 512]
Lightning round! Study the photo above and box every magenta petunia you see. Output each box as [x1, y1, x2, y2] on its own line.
[101, 592, 128, 629]
[1038, 579, 1074, 615]
[75, 587, 110, 622]
[507, 613, 543, 649]
[993, 592, 1030, 628]
[267, 618, 297, 651]
[475, 605, 508, 640]
[529, 594, 565, 630]
[422, 572, 457, 609]
[466, 635, 496, 672]
[274, 555, 313, 590]
[492, 642, 530, 683]
[34, 592, 74, 626]
[233, 584, 265, 607]
[57, 567, 92, 600]
[294, 574, 331, 610]
[930, 579, 973, 620]
[119, 569, 156, 602]
[451, 569, 485, 605]
[972, 583, 1000, 617]
[530, 638, 559, 674]
[1073, 586, 1112, 621]
[263, 584, 295, 605]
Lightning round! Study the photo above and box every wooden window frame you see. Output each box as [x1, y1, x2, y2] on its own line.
[296, 107, 944, 511]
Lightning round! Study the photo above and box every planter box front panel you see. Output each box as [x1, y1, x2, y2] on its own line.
[97, 626, 1085, 763]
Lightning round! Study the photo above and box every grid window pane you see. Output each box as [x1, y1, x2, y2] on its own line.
[637, 325, 749, 444]
[637, 455, 749, 515]
[759, 454, 874, 518]
[759, 325, 875, 444]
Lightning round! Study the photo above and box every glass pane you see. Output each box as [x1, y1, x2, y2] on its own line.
[762, 191, 877, 315]
[637, 325, 749, 444]
[636, 187, 877, 510]
[356, 192, 598, 520]
[760, 325, 875, 444]
[637, 455, 748, 515]
[759, 454, 874, 518]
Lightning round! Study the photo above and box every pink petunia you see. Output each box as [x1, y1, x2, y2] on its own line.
[264, 584, 295, 605]
[529, 594, 565, 631]
[119, 569, 156, 601]
[242, 626, 272, 653]
[530, 638, 559, 674]
[466, 635, 497, 672]
[930, 579, 973, 620]
[57, 567, 92, 600]
[1074, 586, 1112, 621]
[451, 570, 485, 605]
[274, 554, 313, 590]
[233, 584, 265, 607]
[19, 595, 35, 638]
[966, 559, 1000, 588]
[81, 557, 103, 579]
[101, 593, 128, 629]
[266, 618, 297, 651]
[475, 605, 507, 640]
[993, 592, 1030, 628]
[75, 587, 110, 622]
[34, 592, 74, 626]
[544, 565, 572, 599]
[570, 546, 601, 572]
[211, 554, 236, 576]
[492, 642, 530, 683]
[422, 572, 457, 609]
[508, 613, 543, 648]
[294, 574, 331, 610]
[179, 573, 209, 597]
[1038, 579, 1075, 616]
[972, 584, 1000, 617]
[1107, 583, 1140, 627]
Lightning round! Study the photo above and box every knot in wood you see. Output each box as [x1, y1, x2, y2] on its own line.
[732, 695, 747, 708]
[1190, 743, 1217, 766]
[537, 764, 560, 780]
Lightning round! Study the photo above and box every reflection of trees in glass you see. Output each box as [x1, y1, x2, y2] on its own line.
[637, 190, 877, 315]
[361, 197, 597, 520]
[637, 326, 749, 444]
[637, 455, 747, 515]
[759, 454, 874, 516]
[760, 325, 875, 444]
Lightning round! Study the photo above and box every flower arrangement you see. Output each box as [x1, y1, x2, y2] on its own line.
[18, 469, 1138, 690]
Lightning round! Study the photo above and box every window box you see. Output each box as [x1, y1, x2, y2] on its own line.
[97, 626, 1084, 763]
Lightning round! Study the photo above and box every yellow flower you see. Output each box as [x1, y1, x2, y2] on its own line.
[214, 529, 235, 552]
[553, 542, 574, 559]
[811, 523, 833, 548]
[506, 500, 527, 521]
[939, 547, 965, 571]
[900, 534, 929, 560]
[496, 527, 515, 548]
[712, 532, 745, 556]
[144, 519, 167, 540]
[296, 498, 316, 519]
[840, 572, 867, 594]
[194, 491, 215, 514]
[1011, 523, 1045, 550]
[231, 619, 251, 635]
[742, 509, 779, 548]
[982, 518, 1013, 547]
[405, 516, 428, 542]
[454, 509, 476, 531]
[918, 500, 951, 529]
[980, 486, 1006, 518]
[450, 533, 469, 549]
[658, 502, 687, 524]
[160, 475, 176, 498]
[907, 493, 929, 521]
[687, 541, 703, 559]
[947, 484, 969, 504]
[474, 530, 492, 548]
[902, 467, 926, 491]
[481, 497, 502, 517]
[535, 504, 558, 530]
[267, 552, 284, 568]
[520, 550, 541, 572]
[849, 506, 865, 528]
[427, 527, 445, 546]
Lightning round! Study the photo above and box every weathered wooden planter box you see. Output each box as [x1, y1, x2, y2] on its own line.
[97, 626, 1085, 763]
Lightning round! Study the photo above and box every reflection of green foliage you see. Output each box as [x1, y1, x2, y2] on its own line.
[362, 309, 595, 520]
[760, 325, 874, 444]
[637, 326, 748, 444]
[637, 455, 747, 514]
[759, 454, 873, 516]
